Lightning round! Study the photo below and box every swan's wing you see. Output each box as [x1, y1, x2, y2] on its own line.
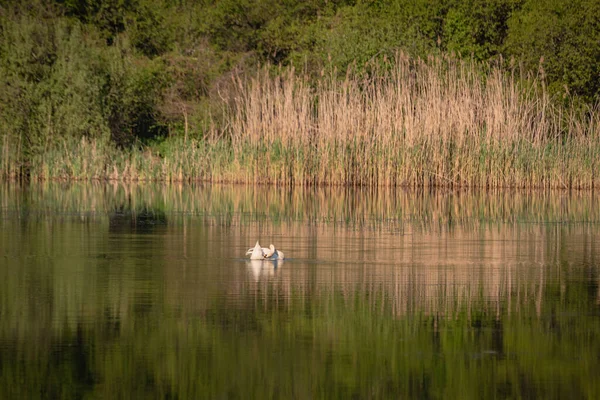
[276, 250, 284, 260]
[246, 241, 261, 255]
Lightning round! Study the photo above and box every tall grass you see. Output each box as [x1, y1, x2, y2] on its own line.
[228, 54, 600, 188]
[2, 53, 599, 188]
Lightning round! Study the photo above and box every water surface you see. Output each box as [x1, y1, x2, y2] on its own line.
[1, 183, 599, 398]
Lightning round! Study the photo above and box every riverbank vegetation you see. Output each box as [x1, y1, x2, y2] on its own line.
[1, 0, 599, 188]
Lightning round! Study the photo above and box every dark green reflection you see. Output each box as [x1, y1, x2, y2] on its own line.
[2, 284, 600, 399]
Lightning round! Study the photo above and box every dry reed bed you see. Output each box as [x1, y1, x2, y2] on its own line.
[229, 54, 600, 188]
[2, 53, 599, 188]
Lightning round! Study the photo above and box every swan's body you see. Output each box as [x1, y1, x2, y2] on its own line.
[264, 244, 285, 260]
[246, 241, 267, 260]
[246, 246, 270, 255]
[246, 242, 285, 260]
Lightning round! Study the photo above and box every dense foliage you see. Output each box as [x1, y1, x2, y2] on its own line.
[1, 0, 599, 181]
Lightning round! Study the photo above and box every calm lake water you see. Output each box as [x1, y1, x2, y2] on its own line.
[1, 183, 599, 398]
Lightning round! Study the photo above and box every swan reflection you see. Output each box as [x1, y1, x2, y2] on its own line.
[246, 259, 284, 281]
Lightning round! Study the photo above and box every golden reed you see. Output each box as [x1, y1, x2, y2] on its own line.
[227, 53, 600, 188]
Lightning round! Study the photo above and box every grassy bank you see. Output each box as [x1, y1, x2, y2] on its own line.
[2, 54, 599, 188]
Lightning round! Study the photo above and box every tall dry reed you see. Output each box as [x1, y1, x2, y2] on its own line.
[227, 53, 600, 188]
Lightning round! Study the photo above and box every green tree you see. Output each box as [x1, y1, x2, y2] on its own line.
[443, 0, 522, 60]
[59, 0, 137, 44]
[505, 0, 600, 102]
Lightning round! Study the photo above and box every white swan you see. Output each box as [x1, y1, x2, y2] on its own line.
[246, 241, 268, 260]
[245, 242, 285, 260]
[263, 244, 285, 260]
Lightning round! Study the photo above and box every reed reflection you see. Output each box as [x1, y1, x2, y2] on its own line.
[2, 182, 600, 227]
